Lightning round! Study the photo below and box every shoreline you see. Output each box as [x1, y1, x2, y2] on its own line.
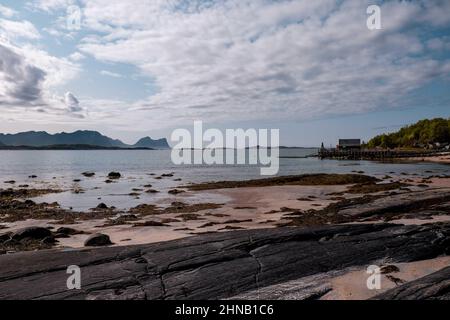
[2, 172, 450, 250]
[1, 170, 450, 300]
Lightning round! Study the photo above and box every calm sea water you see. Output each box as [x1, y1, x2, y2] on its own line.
[0, 149, 449, 210]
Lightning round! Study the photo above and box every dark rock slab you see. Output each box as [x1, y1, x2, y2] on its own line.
[373, 266, 450, 300]
[338, 188, 450, 218]
[0, 223, 448, 300]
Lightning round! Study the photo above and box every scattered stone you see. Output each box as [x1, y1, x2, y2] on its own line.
[84, 233, 113, 247]
[381, 265, 400, 274]
[145, 189, 159, 193]
[55, 227, 83, 236]
[280, 207, 295, 212]
[168, 189, 186, 195]
[204, 213, 230, 218]
[223, 219, 252, 224]
[186, 174, 379, 191]
[219, 225, 245, 230]
[174, 227, 194, 231]
[198, 222, 218, 228]
[176, 213, 203, 221]
[96, 203, 108, 210]
[346, 182, 408, 194]
[133, 221, 168, 227]
[11, 227, 53, 241]
[143, 184, 153, 188]
[386, 275, 406, 286]
[161, 218, 181, 224]
[108, 172, 121, 179]
[82, 172, 95, 177]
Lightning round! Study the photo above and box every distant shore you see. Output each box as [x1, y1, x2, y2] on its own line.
[0, 144, 157, 150]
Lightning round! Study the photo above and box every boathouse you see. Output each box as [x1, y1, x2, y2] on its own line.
[337, 139, 361, 151]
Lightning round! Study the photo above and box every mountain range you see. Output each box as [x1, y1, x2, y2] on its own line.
[0, 131, 170, 149]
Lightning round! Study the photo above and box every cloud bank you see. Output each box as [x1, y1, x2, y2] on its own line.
[1, 0, 450, 130]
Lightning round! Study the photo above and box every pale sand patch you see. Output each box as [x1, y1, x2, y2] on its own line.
[321, 256, 450, 300]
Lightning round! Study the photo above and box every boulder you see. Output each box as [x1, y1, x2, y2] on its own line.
[11, 227, 52, 241]
[108, 172, 121, 179]
[84, 233, 113, 247]
[96, 203, 108, 209]
[82, 172, 95, 177]
[55, 227, 82, 236]
[168, 189, 185, 195]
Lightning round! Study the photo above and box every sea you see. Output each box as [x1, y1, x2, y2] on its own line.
[0, 149, 449, 211]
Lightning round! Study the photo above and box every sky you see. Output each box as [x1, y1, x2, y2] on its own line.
[0, 0, 449, 147]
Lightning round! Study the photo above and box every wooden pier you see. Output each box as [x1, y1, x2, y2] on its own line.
[318, 149, 440, 160]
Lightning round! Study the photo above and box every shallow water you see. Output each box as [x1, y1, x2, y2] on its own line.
[0, 149, 448, 211]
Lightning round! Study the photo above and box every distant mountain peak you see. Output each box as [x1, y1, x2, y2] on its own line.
[0, 131, 170, 149]
[134, 136, 170, 149]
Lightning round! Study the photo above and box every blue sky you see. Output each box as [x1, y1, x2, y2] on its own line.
[0, 0, 449, 146]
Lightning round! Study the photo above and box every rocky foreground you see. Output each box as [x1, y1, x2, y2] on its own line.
[0, 222, 448, 300]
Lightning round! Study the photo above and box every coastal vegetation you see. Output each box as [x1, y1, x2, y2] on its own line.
[367, 118, 450, 149]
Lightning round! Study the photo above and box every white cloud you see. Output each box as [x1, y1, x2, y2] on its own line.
[4, 0, 450, 130]
[0, 5, 17, 18]
[74, 0, 450, 127]
[100, 70, 122, 78]
[0, 19, 41, 40]
[68, 51, 85, 61]
[28, 0, 76, 12]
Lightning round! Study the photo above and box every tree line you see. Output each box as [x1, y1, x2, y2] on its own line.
[367, 118, 450, 149]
